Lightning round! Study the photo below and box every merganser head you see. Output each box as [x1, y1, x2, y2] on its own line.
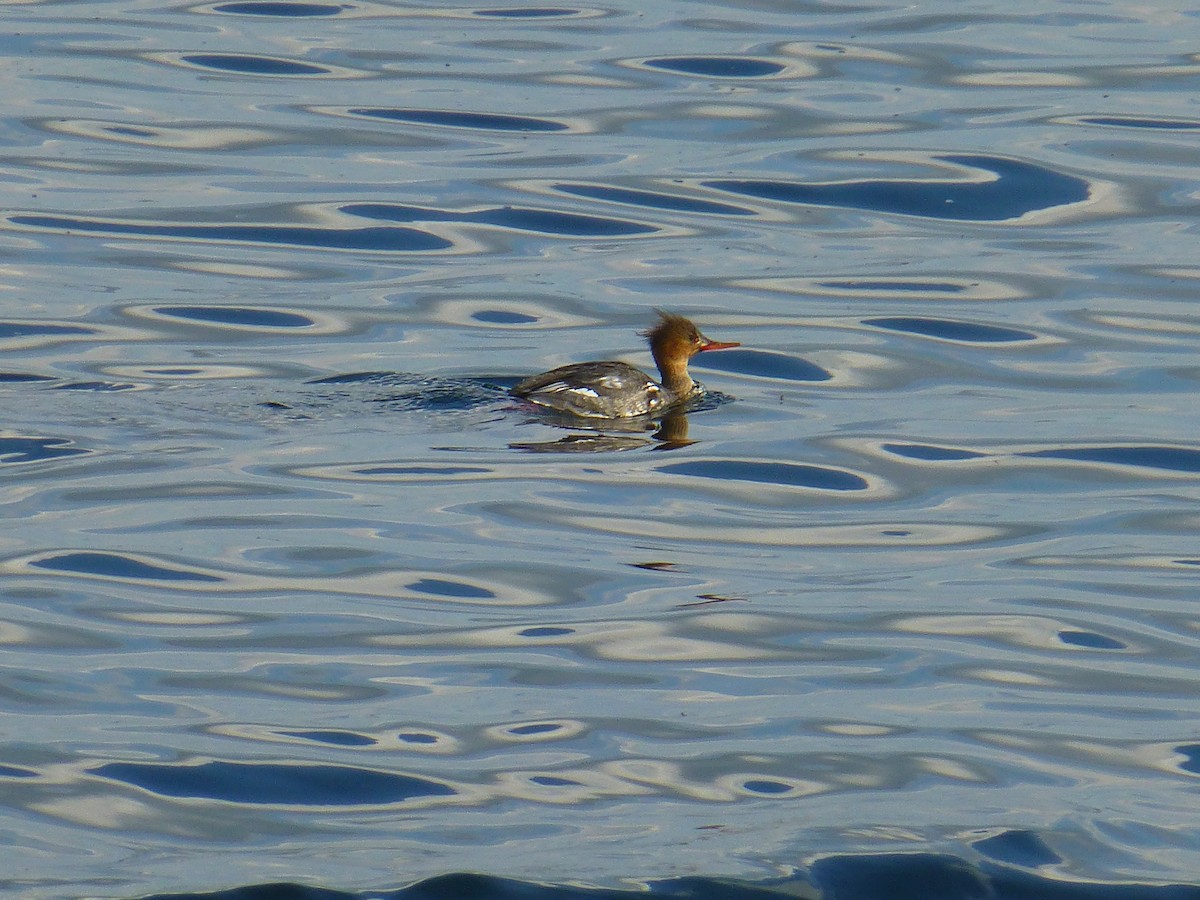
[641, 311, 740, 395]
[641, 311, 740, 362]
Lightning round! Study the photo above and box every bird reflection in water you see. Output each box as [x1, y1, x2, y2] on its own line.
[508, 407, 694, 453]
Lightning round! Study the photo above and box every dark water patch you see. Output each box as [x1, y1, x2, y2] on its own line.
[0, 765, 37, 778]
[31, 552, 223, 583]
[134, 864, 1200, 900]
[106, 124, 157, 137]
[347, 107, 568, 132]
[472, 309, 539, 324]
[0, 437, 89, 464]
[1078, 115, 1200, 130]
[706, 155, 1091, 222]
[866, 316, 1037, 343]
[1058, 630, 1126, 650]
[54, 380, 136, 392]
[812, 853, 988, 899]
[1021, 446, 1200, 473]
[92, 760, 455, 805]
[742, 779, 791, 794]
[660, 460, 868, 491]
[472, 7, 581, 17]
[212, 1, 347, 15]
[553, 183, 754, 216]
[1176, 745, 1200, 775]
[485, 375, 524, 390]
[408, 578, 495, 599]
[507, 722, 565, 736]
[154, 306, 314, 329]
[279, 730, 378, 747]
[397, 732, 438, 744]
[148, 874, 793, 900]
[343, 202, 656, 237]
[181, 53, 330, 76]
[883, 443, 987, 461]
[10, 214, 452, 253]
[0, 372, 54, 382]
[0, 321, 94, 339]
[530, 775, 581, 786]
[643, 56, 784, 78]
[520, 626, 575, 637]
[972, 829, 1062, 867]
[693, 349, 831, 382]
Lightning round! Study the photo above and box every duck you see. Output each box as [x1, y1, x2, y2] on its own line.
[510, 311, 740, 418]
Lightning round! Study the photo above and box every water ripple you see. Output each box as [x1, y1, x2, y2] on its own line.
[692, 349, 832, 382]
[639, 56, 788, 79]
[345, 107, 572, 132]
[35, 117, 278, 150]
[208, 1, 348, 16]
[706, 154, 1093, 222]
[1020, 445, 1200, 474]
[488, 502, 1020, 548]
[128, 868, 1200, 900]
[92, 760, 456, 806]
[470, 8, 594, 19]
[1071, 114, 1200, 131]
[0, 436, 90, 465]
[658, 459, 869, 492]
[342, 202, 661, 238]
[551, 182, 756, 216]
[12, 211, 459, 253]
[29, 551, 224, 583]
[165, 52, 355, 78]
[864, 316, 1038, 344]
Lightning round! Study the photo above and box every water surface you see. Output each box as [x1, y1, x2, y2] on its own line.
[3, 0, 1200, 897]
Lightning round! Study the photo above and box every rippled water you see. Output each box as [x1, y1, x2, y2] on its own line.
[4, 1, 1200, 897]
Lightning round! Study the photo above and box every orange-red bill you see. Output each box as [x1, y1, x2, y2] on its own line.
[698, 337, 740, 351]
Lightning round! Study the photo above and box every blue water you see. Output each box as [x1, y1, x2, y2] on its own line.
[3, 0, 1200, 897]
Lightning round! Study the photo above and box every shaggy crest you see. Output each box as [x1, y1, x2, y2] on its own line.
[640, 310, 700, 348]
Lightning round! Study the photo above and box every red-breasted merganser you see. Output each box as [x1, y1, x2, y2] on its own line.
[511, 312, 740, 418]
